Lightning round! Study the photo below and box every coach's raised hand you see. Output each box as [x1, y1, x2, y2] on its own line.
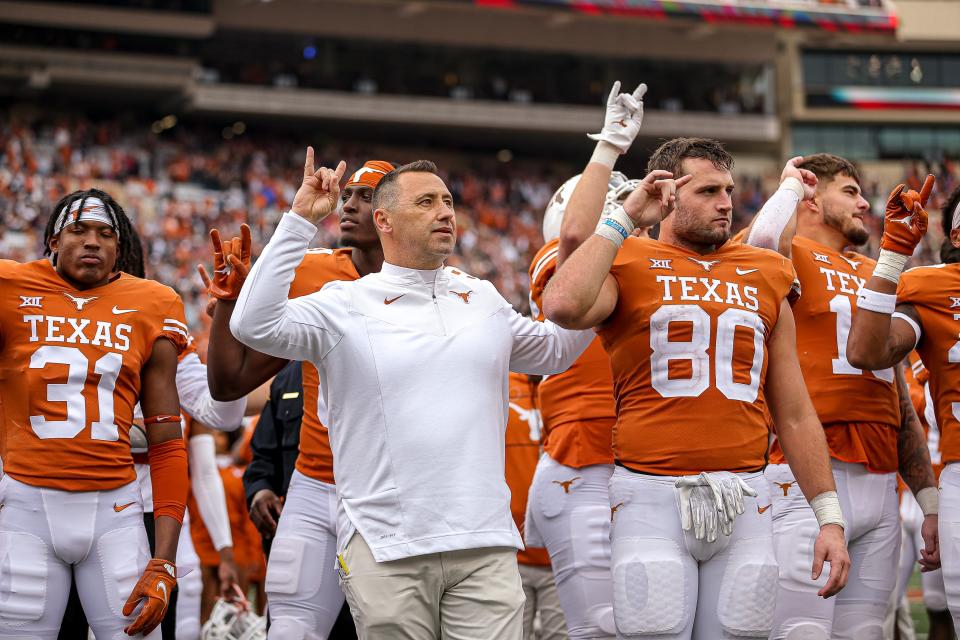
[292, 146, 347, 224]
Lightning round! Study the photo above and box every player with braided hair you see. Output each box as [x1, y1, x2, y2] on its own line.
[0, 188, 191, 637]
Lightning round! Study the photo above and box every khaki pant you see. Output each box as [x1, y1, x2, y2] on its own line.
[519, 563, 568, 640]
[339, 534, 525, 639]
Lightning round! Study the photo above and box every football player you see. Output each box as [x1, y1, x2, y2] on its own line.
[0, 189, 189, 638]
[204, 160, 393, 639]
[741, 154, 938, 638]
[544, 124, 850, 638]
[847, 178, 960, 627]
[524, 81, 645, 640]
[504, 372, 567, 640]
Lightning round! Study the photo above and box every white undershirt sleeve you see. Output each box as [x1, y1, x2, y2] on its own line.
[506, 308, 594, 375]
[176, 353, 246, 432]
[744, 179, 804, 252]
[188, 434, 233, 551]
[231, 211, 345, 362]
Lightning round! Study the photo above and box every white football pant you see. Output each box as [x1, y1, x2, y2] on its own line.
[607, 467, 776, 640]
[0, 475, 160, 639]
[765, 461, 900, 640]
[176, 512, 202, 640]
[936, 463, 960, 628]
[264, 471, 344, 640]
[525, 454, 614, 638]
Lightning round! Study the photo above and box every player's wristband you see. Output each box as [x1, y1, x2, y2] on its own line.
[916, 486, 939, 517]
[144, 415, 182, 426]
[857, 288, 897, 315]
[594, 206, 636, 248]
[810, 491, 846, 530]
[873, 249, 910, 284]
[589, 141, 621, 169]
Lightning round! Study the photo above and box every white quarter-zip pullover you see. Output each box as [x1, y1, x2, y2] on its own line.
[231, 212, 593, 561]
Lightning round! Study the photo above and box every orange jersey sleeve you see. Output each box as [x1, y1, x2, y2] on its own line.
[768, 236, 900, 473]
[504, 372, 550, 566]
[0, 260, 187, 491]
[288, 249, 360, 484]
[528, 240, 617, 468]
[597, 238, 795, 475]
[898, 263, 960, 465]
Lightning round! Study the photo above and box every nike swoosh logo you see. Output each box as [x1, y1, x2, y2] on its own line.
[736, 268, 758, 275]
[113, 501, 135, 512]
[111, 306, 137, 314]
[384, 294, 405, 305]
[758, 504, 772, 514]
[157, 581, 168, 603]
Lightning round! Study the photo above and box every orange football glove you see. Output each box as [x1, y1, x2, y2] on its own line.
[122, 558, 177, 636]
[881, 174, 934, 256]
[204, 224, 252, 300]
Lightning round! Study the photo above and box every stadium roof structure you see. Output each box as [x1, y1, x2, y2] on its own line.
[468, 0, 898, 33]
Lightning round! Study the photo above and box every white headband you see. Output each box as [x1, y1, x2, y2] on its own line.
[53, 197, 119, 238]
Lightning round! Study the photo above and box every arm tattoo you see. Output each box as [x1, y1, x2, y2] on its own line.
[895, 362, 936, 495]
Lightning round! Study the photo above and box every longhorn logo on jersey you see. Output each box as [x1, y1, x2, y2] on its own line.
[63, 292, 98, 311]
[687, 257, 720, 272]
[838, 255, 862, 271]
[451, 290, 473, 304]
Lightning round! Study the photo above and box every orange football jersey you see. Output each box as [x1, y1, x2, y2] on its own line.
[0, 259, 188, 491]
[504, 371, 550, 567]
[529, 240, 616, 468]
[287, 248, 360, 484]
[897, 263, 960, 465]
[597, 238, 795, 475]
[768, 236, 900, 473]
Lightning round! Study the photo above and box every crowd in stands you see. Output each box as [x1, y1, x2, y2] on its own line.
[1, 113, 953, 326]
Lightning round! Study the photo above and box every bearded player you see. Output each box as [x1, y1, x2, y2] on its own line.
[847, 177, 960, 627]
[739, 153, 938, 638]
[204, 160, 393, 639]
[525, 81, 645, 640]
[544, 121, 850, 637]
[0, 189, 188, 638]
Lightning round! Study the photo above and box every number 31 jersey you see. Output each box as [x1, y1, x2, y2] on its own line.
[597, 237, 796, 475]
[0, 259, 188, 491]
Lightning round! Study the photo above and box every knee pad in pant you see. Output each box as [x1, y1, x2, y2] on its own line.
[780, 625, 829, 640]
[830, 615, 884, 640]
[0, 530, 48, 626]
[717, 539, 778, 637]
[267, 617, 320, 640]
[265, 537, 319, 600]
[611, 536, 689, 636]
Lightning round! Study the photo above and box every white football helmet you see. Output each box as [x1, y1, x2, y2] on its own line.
[542, 171, 641, 243]
[202, 598, 266, 640]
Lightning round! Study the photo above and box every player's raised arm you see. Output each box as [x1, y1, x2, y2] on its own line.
[764, 300, 850, 598]
[558, 81, 646, 262]
[543, 169, 690, 329]
[201, 224, 289, 400]
[126, 335, 187, 635]
[847, 175, 935, 370]
[230, 148, 348, 361]
[742, 156, 818, 256]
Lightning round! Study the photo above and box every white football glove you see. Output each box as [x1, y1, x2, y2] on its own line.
[587, 81, 647, 154]
[675, 472, 758, 542]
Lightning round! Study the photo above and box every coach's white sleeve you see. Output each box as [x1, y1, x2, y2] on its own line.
[231, 211, 345, 362]
[176, 352, 246, 432]
[744, 178, 804, 252]
[188, 434, 233, 551]
[506, 309, 594, 375]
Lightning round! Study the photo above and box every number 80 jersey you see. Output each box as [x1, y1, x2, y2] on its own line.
[597, 237, 797, 476]
[0, 260, 189, 491]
